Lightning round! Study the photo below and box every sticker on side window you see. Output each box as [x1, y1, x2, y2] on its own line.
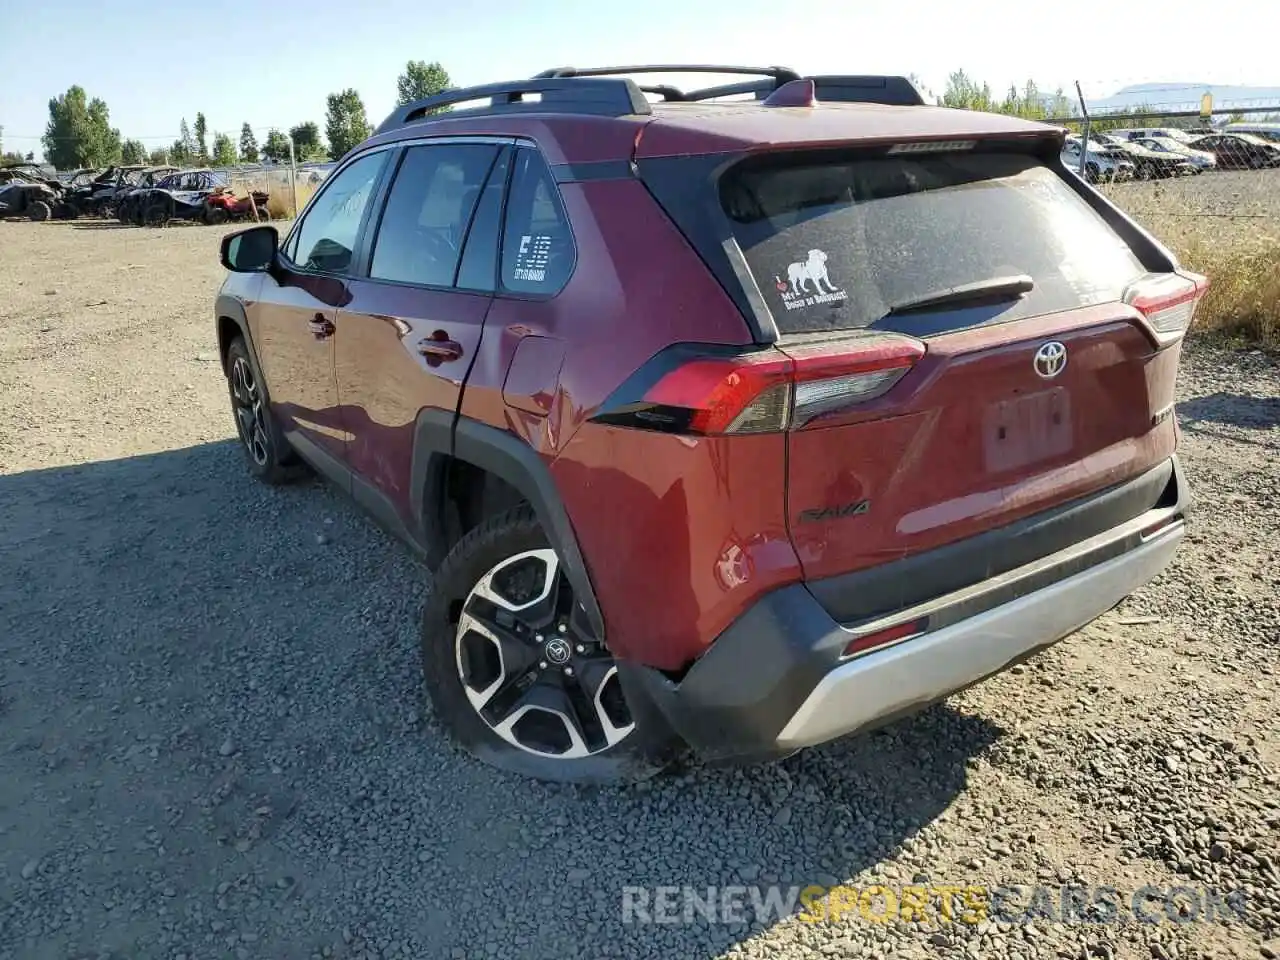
[512, 234, 552, 283]
[773, 248, 848, 312]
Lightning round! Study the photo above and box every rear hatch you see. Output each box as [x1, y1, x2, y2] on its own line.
[639, 137, 1203, 592]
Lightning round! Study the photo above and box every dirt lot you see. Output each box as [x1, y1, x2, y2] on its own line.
[1, 213, 1278, 960]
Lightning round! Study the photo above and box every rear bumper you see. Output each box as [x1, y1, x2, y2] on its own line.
[621, 456, 1189, 763]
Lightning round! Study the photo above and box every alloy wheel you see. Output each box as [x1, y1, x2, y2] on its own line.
[454, 549, 634, 758]
[229, 356, 270, 467]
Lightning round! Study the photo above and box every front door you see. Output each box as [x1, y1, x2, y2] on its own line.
[335, 140, 509, 522]
[254, 150, 390, 471]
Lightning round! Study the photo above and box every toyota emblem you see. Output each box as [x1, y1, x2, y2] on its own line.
[1033, 341, 1068, 379]
[543, 637, 572, 665]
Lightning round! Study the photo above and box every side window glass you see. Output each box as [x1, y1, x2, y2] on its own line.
[290, 151, 387, 275]
[369, 143, 499, 287]
[455, 148, 511, 292]
[500, 148, 575, 295]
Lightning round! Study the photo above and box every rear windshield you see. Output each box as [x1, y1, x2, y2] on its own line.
[721, 151, 1145, 336]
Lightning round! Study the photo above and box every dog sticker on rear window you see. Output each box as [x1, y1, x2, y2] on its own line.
[774, 249, 847, 312]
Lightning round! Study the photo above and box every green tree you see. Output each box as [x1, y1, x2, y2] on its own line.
[239, 123, 259, 163]
[1044, 87, 1075, 120]
[212, 132, 237, 166]
[396, 60, 452, 108]
[121, 139, 147, 164]
[148, 147, 169, 165]
[262, 128, 291, 163]
[170, 118, 197, 165]
[325, 88, 372, 159]
[288, 121, 326, 160]
[938, 69, 994, 112]
[194, 113, 208, 160]
[41, 85, 123, 169]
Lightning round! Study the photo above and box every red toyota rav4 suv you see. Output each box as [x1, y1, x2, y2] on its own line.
[215, 65, 1199, 782]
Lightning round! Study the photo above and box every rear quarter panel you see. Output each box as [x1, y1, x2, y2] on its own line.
[458, 176, 787, 671]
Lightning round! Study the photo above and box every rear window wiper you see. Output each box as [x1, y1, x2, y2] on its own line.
[881, 274, 1034, 318]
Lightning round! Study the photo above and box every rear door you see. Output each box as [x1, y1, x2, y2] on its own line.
[334, 138, 509, 522]
[719, 147, 1176, 581]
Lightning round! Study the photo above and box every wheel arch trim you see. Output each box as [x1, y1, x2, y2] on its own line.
[410, 409, 606, 642]
[215, 294, 257, 374]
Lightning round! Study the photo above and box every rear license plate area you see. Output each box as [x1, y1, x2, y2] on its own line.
[983, 387, 1072, 472]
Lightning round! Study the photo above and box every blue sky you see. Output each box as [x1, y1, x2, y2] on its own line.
[1, 0, 1273, 162]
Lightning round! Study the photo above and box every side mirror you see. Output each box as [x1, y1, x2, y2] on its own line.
[220, 225, 278, 272]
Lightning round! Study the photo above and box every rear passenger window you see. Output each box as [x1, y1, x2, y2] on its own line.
[456, 148, 510, 292]
[370, 143, 500, 287]
[500, 149, 575, 295]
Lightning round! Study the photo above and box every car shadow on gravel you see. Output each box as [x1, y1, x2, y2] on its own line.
[0, 440, 1004, 960]
[1178, 391, 1280, 433]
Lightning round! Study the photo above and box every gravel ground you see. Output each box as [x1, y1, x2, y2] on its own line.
[1, 219, 1277, 960]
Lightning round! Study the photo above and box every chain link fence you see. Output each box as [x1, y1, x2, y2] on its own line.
[1054, 109, 1280, 347]
[217, 162, 334, 219]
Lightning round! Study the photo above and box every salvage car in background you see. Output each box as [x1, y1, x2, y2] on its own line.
[63, 165, 149, 218]
[1188, 132, 1280, 170]
[0, 163, 71, 219]
[0, 179, 67, 220]
[114, 167, 181, 224]
[202, 185, 271, 225]
[133, 169, 230, 226]
[1062, 135, 1135, 181]
[1131, 136, 1217, 172]
[1089, 134, 1197, 179]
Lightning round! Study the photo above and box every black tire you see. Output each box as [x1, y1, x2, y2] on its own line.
[28, 200, 51, 222]
[143, 201, 169, 227]
[421, 505, 677, 784]
[224, 337, 302, 484]
[204, 205, 229, 226]
[55, 202, 77, 220]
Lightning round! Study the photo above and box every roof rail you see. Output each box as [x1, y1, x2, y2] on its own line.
[373, 67, 926, 135]
[535, 64, 802, 84]
[374, 77, 652, 134]
[536, 66, 926, 107]
[674, 75, 926, 107]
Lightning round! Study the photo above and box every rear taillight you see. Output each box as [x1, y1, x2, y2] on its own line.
[1124, 271, 1209, 346]
[591, 334, 925, 435]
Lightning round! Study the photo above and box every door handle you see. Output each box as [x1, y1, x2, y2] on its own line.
[418, 330, 464, 364]
[307, 314, 336, 340]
